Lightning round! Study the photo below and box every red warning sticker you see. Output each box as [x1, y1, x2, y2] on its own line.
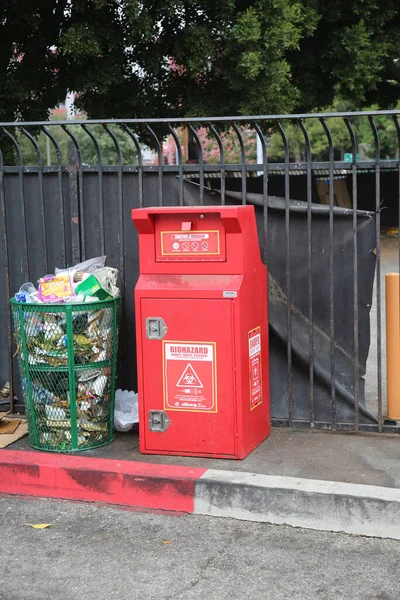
[163, 342, 217, 412]
[249, 327, 262, 409]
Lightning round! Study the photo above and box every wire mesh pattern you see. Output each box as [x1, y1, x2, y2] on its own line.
[11, 298, 119, 452]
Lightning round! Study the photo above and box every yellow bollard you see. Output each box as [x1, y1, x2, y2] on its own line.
[386, 273, 400, 420]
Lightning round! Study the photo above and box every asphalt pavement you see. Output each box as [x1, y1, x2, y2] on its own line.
[1, 496, 399, 600]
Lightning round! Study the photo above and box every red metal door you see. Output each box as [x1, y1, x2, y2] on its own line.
[140, 298, 236, 456]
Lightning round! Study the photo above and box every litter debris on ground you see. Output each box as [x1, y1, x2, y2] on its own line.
[0, 411, 28, 448]
[114, 389, 139, 432]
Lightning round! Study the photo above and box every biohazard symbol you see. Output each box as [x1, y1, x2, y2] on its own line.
[252, 358, 259, 385]
[176, 363, 203, 388]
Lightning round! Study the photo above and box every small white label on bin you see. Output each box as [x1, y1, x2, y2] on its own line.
[223, 291, 237, 298]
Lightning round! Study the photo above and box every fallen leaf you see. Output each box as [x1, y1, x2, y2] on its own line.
[25, 523, 52, 529]
[162, 540, 171, 545]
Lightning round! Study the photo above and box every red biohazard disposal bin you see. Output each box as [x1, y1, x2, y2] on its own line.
[132, 206, 270, 459]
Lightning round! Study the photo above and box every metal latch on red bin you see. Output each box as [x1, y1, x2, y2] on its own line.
[148, 410, 171, 432]
[146, 317, 167, 340]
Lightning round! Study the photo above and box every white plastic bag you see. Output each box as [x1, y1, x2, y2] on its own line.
[114, 389, 139, 432]
[55, 256, 106, 276]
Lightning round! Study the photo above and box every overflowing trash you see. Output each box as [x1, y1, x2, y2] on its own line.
[11, 257, 120, 452]
[14, 256, 119, 305]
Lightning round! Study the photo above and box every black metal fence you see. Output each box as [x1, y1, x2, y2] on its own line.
[1, 111, 400, 433]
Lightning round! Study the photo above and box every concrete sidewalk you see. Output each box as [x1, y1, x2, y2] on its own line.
[10, 426, 400, 488]
[4, 427, 400, 540]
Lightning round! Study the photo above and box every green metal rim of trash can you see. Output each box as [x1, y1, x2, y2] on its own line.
[10, 297, 119, 310]
[10, 297, 120, 453]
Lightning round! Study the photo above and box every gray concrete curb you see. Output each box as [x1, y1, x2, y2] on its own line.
[194, 470, 400, 540]
[4, 450, 400, 539]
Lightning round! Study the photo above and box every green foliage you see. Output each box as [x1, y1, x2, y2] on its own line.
[1, 1, 400, 122]
[291, 1, 400, 111]
[267, 117, 352, 162]
[267, 102, 400, 162]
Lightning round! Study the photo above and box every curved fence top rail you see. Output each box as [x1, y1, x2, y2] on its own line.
[0, 109, 400, 128]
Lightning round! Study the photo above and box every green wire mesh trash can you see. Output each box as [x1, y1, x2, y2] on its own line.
[11, 297, 119, 452]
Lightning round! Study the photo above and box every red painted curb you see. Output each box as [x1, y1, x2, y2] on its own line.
[0, 450, 207, 513]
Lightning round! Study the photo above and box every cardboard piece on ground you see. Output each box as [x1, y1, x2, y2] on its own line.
[0, 418, 21, 435]
[0, 412, 9, 422]
[0, 420, 28, 448]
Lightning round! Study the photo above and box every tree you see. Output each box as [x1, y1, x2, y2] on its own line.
[0, 1, 68, 122]
[1, 1, 400, 123]
[53, 0, 400, 118]
[290, 1, 400, 112]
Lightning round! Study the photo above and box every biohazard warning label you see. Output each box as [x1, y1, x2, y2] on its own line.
[249, 327, 262, 409]
[163, 342, 217, 412]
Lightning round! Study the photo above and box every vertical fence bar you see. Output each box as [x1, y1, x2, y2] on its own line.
[0, 146, 14, 411]
[66, 139, 80, 265]
[232, 122, 247, 204]
[368, 116, 382, 431]
[1, 128, 29, 281]
[20, 128, 49, 274]
[145, 124, 163, 206]
[320, 119, 337, 430]
[209, 124, 225, 205]
[188, 125, 204, 205]
[103, 125, 127, 383]
[63, 125, 85, 262]
[254, 123, 269, 268]
[103, 125, 123, 274]
[168, 125, 184, 206]
[82, 125, 105, 256]
[123, 125, 144, 207]
[344, 118, 360, 430]
[1, 126, 26, 412]
[43, 126, 67, 266]
[298, 119, 314, 427]
[277, 121, 292, 426]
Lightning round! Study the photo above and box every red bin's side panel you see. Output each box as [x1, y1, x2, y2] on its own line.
[239, 320, 270, 458]
[139, 298, 237, 457]
[234, 260, 270, 458]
